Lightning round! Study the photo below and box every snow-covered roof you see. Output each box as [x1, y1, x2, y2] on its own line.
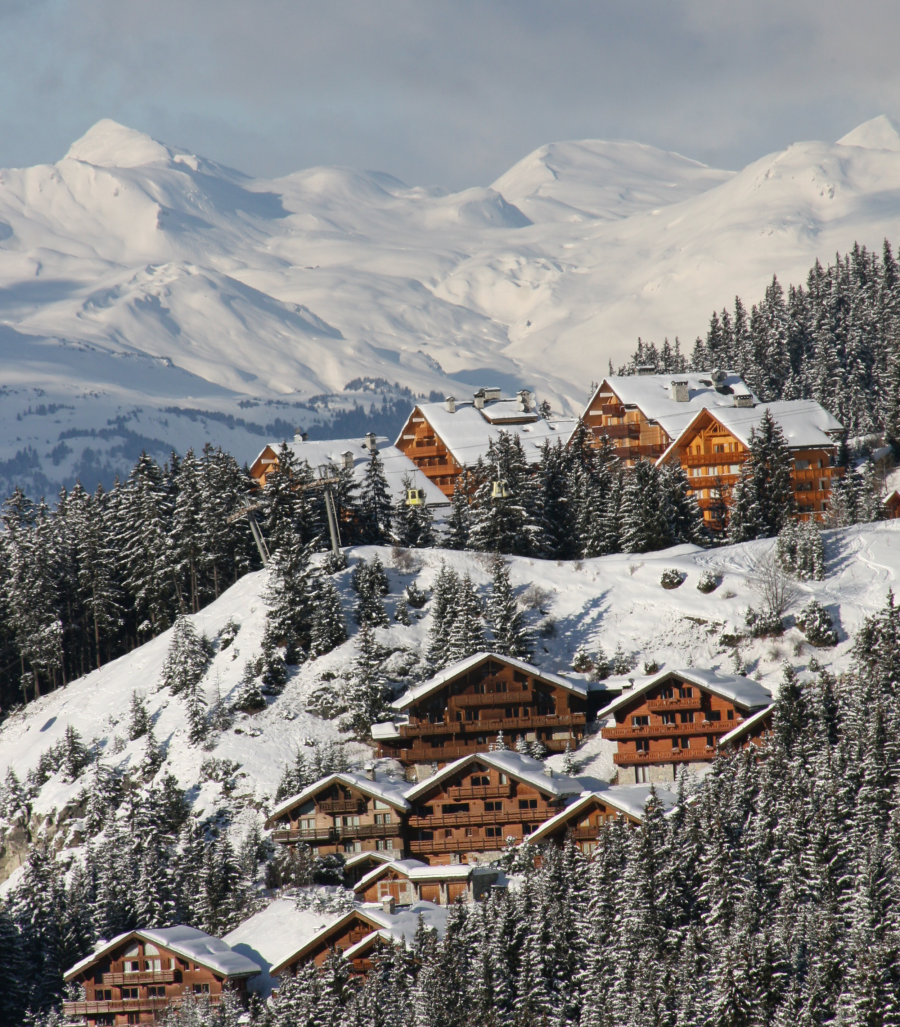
[405, 749, 583, 801]
[253, 436, 449, 507]
[718, 704, 774, 748]
[265, 771, 411, 826]
[340, 901, 449, 961]
[354, 859, 429, 893]
[65, 926, 261, 982]
[407, 864, 499, 881]
[391, 651, 587, 712]
[344, 850, 396, 871]
[524, 784, 679, 842]
[658, 400, 843, 464]
[591, 373, 757, 440]
[595, 667, 773, 720]
[371, 719, 405, 741]
[404, 400, 576, 468]
[223, 900, 332, 994]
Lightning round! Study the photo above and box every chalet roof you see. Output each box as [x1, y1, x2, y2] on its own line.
[354, 859, 429, 893]
[595, 668, 773, 721]
[223, 899, 333, 995]
[658, 400, 843, 464]
[590, 373, 757, 439]
[344, 850, 396, 871]
[252, 436, 449, 507]
[405, 749, 583, 802]
[340, 902, 449, 962]
[391, 651, 587, 712]
[523, 784, 679, 843]
[718, 704, 774, 748]
[403, 400, 576, 468]
[407, 864, 500, 881]
[65, 926, 261, 982]
[265, 771, 411, 826]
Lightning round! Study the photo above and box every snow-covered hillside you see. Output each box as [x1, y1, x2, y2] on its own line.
[1, 523, 897, 887]
[3, 117, 900, 495]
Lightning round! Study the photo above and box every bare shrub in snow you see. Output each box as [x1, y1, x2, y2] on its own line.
[520, 584, 552, 611]
[749, 549, 800, 618]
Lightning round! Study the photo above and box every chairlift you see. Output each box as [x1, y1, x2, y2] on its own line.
[406, 488, 427, 507]
[491, 480, 510, 500]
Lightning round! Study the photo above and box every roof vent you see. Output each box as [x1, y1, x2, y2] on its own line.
[473, 390, 485, 410]
[342, 450, 354, 471]
[733, 394, 755, 408]
[636, 365, 656, 376]
[445, 396, 456, 413]
[364, 432, 378, 453]
[483, 387, 502, 401]
[517, 389, 532, 412]
[381, 896, 396, 915]
[670, 380, 690, 402]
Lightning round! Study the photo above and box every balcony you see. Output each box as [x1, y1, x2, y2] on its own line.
[570, 825, 602, 841]
[103, 970, 180, 985]
[613, 747, 717, 766]
[407, 443, 447, 459]
[273, 826, 337, 843]
[448, 785, 512, 800]
[646, 696, 702, 713]
[595, 423, 640, 439]
[381, 737, 575, 763]
[65, 998, 177, 1015]
[318, 798, 366, 815]
[602, 720, 735, 740]
[402, 713, 583, 737]
[408, 837, 509, 855]
[450, 689, 534, 707]
[680, 452, 744, 468]
[273, 823, 401, 844]
[409, 807, 551, 829]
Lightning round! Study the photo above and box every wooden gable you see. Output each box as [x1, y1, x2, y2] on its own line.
[394, 405, 461, 497]
[249, 444, 281, 487]
[540, 795, 639, 843]
[355, 864, 416, 905]
[275, 911, 383, 973]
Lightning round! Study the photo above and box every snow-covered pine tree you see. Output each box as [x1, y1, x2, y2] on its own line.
[310, 575, 348, 656]
[445, 574, 485, 664]
[393, 474, 435, 548]
[444, 473, 471, 550]
[468, 434, 544, 556]
[351, 558, 389, 628]
[358, 450, 393, 544]
[128, 691, 151, 740]
[262, 534, 315, 664]
[160, 616, 212, 695]
[486, 555, 532, 660]
[344, 622, 390, 733]
[620, 460, 672, 553]
[426, 563, 459, 668]
[729, 409, 795, 540]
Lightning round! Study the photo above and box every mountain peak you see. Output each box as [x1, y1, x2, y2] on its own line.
[837, 115, 900, 152]
[64, 119, 178, 168]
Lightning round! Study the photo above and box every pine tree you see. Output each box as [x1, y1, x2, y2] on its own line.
[426, 563, 459, 669]
[358, 450, 393, 544]
[263, 534, 315, 664]
[445, 575, 485, 664]
[344, 622, 390, 734]
[444, 474, 471, 550]
[160, 616, 212, 696]
[128, 691, 151, 740]
[310, 575, 348, 656]
[486, 556, 532, 660]
[352, 558, 389, 628]
[729, 409, 795, 541]
[620, 460, 672, 553]
[393, 474, 435, 548]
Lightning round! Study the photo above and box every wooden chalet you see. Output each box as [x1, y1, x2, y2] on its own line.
[598, 669, 773, 784]
[402, 750, 583, 865]
[373, 652, 599, 764]
[353, 857, 502, 905]
[885, 489, 900, 519]
[269, 901, 448, 978]
[63, 927, 261, 1025]
[521, 785, 678, 853]
[264, 769, 410, 858]
[718, 705, 774, 751]
[342, 849, 397, 887]
[657, 401, 844, 528]
[394, 390, 576, 497]
[579, 371, 756, 466]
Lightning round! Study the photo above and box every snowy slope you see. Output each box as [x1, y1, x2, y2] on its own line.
[1, 523, 898, 885]
[3, 117, 900, 494]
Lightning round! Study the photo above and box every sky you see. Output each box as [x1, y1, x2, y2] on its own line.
[2, 0, 900, 188]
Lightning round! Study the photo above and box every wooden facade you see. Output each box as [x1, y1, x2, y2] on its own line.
[403, 752, 581, 865]
[660, 408, 842, 528]
[353, 859, 501, 905]
[63, 929, 259, 1026]
[376, 653, 593, 764]
[264, 773, 408, 859]
[395, 405, 464, 497]
[523, 793, 641, 854]
[581, 382, 672, 464]
[272, 909, 387, 974]
[599, 670, 773, 785]
[718, 706, 774, 751]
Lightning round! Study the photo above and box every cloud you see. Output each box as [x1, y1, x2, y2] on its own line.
[0, 0, 899, 185]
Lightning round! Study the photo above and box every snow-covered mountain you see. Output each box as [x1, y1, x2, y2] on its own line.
[3, 116, 900, 495]
[1, 523, 897, 888]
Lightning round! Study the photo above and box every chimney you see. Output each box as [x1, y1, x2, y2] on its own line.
[364, 762, 376, 781]
[445, 396, 456, 413]
[341, 451, 354, 471]
[670, 380, 690, 402]
[710, 368, 727, 385]
[381, 896, 396, 915]
[473, 390, 485, 410]
[294, 429, 308, 443]
[483, 387, 502, 401]
[733, 394, 755, 408]
[517, 389, 532, 412]
[636, 365, 656, 376]
[364, 432, 378, 453]
[543, 765, 554, 778]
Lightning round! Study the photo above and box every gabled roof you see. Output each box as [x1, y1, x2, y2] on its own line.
[523, 785, 679, 844]
[265, 771, 411, 827]
[587, 373, 757, 440]
[391, 651, 587, 712]
[353, 858, 498, 892]
[344, 850, 396, 871]
[595, 668, 773, 721]
[405, 749, 583, 802]
[718, 704, 774, 748]
[65, 926, 261, 982]
[354, 859, 429, 894]
[338, 902, 449, 963]
[657, 401, 843, 464]
[402, 400, 576, 468]
[251, 436, 449, 507]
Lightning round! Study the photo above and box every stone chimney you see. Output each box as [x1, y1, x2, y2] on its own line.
[543, 765, 554, 778]
[483, 387, 502, 401]
[342, 451, 354, 471]
[364, 762, 376, 781]
[294, 430, 308, 443]
[473, 389, 485, 410]
[381, 896, 396, 915]
[364, 432, 378, 452]
[636, 365, 656, 376]
[445, 396, 456, 413]
[517, 389, 532, 412]
[670, 380, 690, 402]
[734, 394, 755, 408]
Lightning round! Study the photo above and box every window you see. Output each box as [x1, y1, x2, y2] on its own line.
[505, 708, 514, 718]
[727, 709, 735, 720]
[519, 799, 538, 810]
[707, 710, 721, 722]
[147, 959, 161, 972]
[471, 775, 490, 786]
[671, 738, 679, 750]
[344, 840, 362, 853]
[148, 986, 166, 997]
[680, 712, 693, 723]
[682, 687, 693, 698]
[466, 710, 474, 721]
[522, 824, 533, 835]
[374, 800, 389, 810]
[445, 829, 453, 837]
[662, 713, 677, 725]
[341, 815, 360, 828]
[631, 715, 649, 726]
[637, 766, 649, 783]
[680, 737, 690, 750]
[123, 961, 140, 973]
[121, 988, 139, 999]
[484, 801, 503, 812]
[636, 739, 649, 752]
[374, 813, 392, 825]
[499, 774, 508, 785]
[419, 805, 434, 817]
[706, 735, 714, 748]
[442, 804, 470, 815]
[485, 826, 502, 838]
[193, 984, 211, 995]
[300, 817, 315, 830]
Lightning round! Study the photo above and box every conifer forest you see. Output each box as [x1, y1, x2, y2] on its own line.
[1, 241, 900, 1026]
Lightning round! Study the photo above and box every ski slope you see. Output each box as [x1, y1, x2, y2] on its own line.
[0, 522, 897, 887]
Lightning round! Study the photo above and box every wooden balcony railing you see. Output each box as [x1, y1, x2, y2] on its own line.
[410, 807, 552, 829]
[645, 696, 702, 712]
[570, 825, 602, 841]
[602, 720, 737, 740]
[103, 970, 179, 985]
[318, 798, 366, 815]
[450, 689, 534, 707]
[273, 822, 401, 844]
[386, 737, 577, 762]
[65, 997, 179, 1015]
[401, 712, 582, 737]
[448, 785, 512, 800]
[613, 747, 717, 766]
[273, 826, 337, 843]
[596, 423, 640, 439]
[408, 837, 509, 855]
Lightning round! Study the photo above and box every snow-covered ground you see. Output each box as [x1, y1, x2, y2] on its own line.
[1, 522, 897, 887]
[2, 116, 900, 494]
